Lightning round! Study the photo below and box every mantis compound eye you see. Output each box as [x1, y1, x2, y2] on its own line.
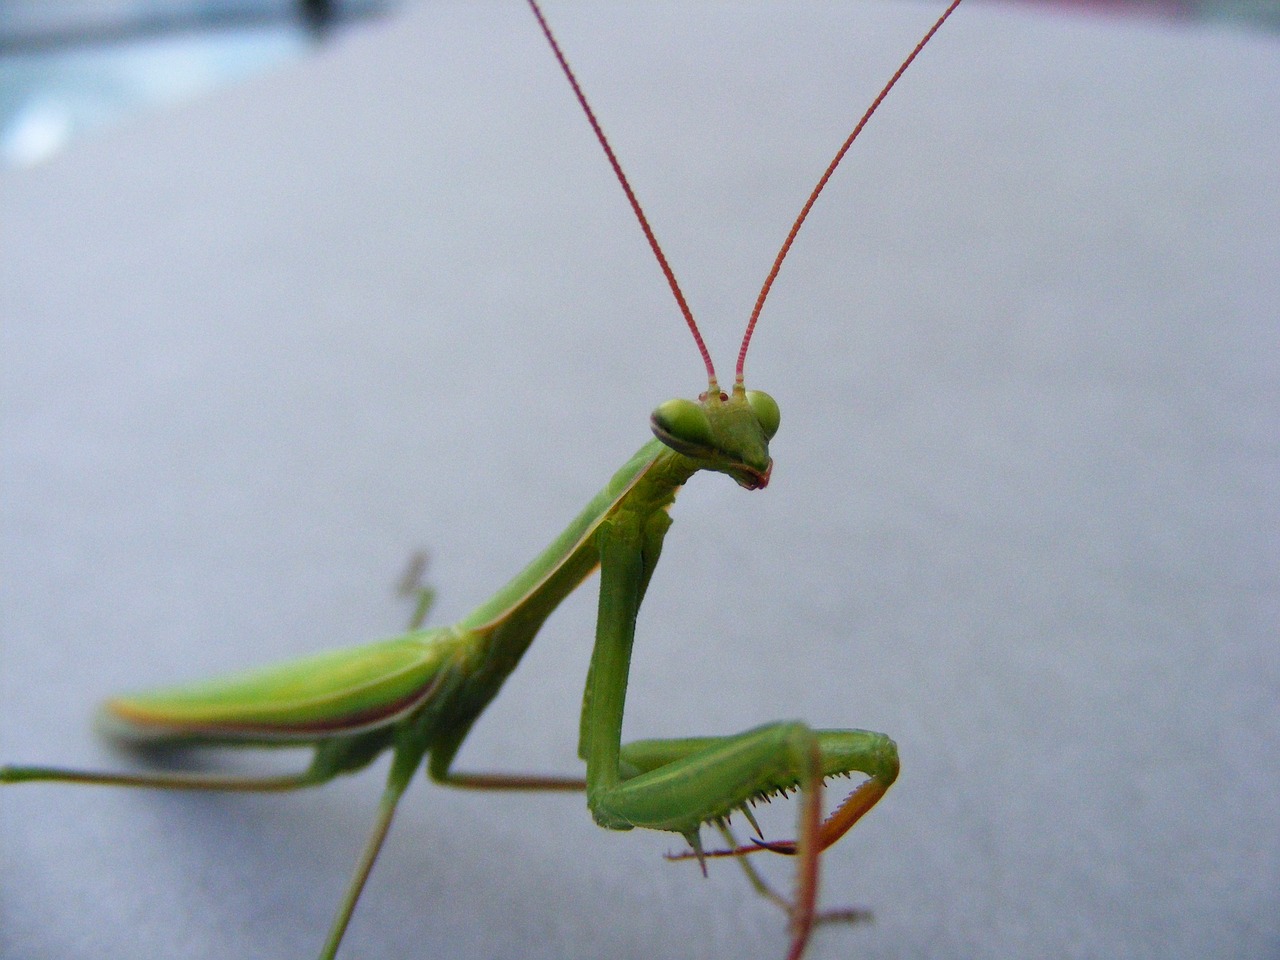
[650, 398, 714, 457]
[745, 389, 780, 441]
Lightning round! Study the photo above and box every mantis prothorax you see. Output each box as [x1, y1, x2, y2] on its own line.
[1, 2, 963, 957]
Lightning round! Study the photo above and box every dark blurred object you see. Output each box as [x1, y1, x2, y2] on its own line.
[0, 1, 394, 53]
[1013, 0, 1279, 30]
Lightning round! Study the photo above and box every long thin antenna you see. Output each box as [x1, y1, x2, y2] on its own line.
[735, 0, 964, 386]
[526, 0, 720, 391]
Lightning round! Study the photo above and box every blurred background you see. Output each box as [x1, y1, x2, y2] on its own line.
[1, 0, 1277, 168]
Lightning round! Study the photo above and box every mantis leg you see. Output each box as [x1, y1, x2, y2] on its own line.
[317, 727, 428, 960]
[639, 732, 900, 859]
[396, 551, 437, 632]
[1, 724, 400, 792]
[626, 732, 895, 926]
[0, 763, 331, 791]
[436, 772, 584, 790]
[580, 518, 897, 959]
[312, 725, 588, 960]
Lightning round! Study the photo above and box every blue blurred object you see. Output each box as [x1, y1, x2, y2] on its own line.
[0, 1, 392, 166]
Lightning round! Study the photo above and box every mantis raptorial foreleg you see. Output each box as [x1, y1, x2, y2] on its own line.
[567, 515, 900, 954]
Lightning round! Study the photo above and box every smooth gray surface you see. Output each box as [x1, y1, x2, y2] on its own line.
[3, 2, 1277, 959]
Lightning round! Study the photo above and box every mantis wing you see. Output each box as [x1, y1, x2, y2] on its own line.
[100, 629, 461, 744]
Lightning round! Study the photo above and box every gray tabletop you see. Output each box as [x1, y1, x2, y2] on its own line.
[3, 2, 1277, 959]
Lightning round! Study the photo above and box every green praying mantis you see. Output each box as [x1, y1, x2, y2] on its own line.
[2, 1, 964, 958]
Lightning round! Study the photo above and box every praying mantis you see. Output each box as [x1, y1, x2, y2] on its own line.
[2, 1, 963, 957]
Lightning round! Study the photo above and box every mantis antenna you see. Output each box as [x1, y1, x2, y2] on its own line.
[524, 0, 720, 392]
[527, 0, 964, 394]
[736, 0, 965, 386]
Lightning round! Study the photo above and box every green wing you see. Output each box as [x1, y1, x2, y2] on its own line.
[100, 628, 463, 744]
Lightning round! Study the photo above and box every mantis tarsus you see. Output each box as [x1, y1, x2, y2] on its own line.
[2, 2, 963, 957]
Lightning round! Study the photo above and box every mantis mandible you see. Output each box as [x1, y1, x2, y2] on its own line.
[2, 2, 963, 957]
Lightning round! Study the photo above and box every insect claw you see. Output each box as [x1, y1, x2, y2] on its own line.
[751, 837, 799, 856]
[738, 803, 765, 841]
[683, 830, 709, 877]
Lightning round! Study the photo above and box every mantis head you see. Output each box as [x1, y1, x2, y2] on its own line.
[650, 384, 779, 490]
